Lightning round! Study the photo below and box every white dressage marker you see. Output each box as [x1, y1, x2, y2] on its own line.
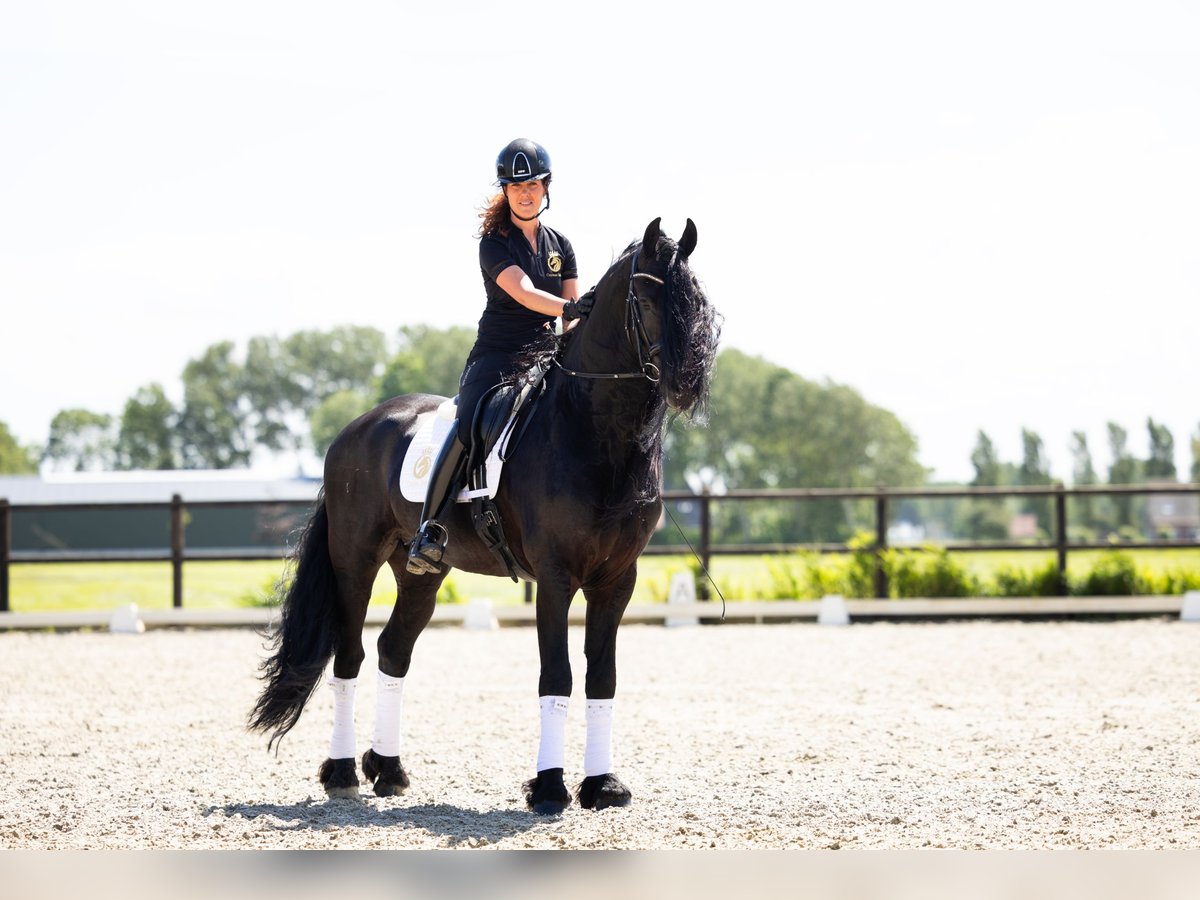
[818, 594, 851, 626]
[463, 598, 498, 631]
[665, 571, 699, 628]
[1181, 591, 1200, 622]
[109, 602, 145, 634]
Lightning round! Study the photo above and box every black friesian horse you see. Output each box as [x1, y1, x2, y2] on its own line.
[249, 218, 719, 813]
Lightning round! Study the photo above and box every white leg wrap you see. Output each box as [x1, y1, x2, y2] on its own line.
[372, 671, 406, 758]
[328, 676, 357, 760]
[536, 695, 570, 772]
[584, 699, 614, 777]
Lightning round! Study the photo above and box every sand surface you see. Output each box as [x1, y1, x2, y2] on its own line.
[2, 619, 1199, 850]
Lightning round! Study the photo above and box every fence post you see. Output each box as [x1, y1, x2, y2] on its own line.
[698, 487, 712, 602]
[171, 494, 184, 609]
[1055, 484, 1068, 594]
[874, 492, 888, 599]
[1, 499, 10, 613]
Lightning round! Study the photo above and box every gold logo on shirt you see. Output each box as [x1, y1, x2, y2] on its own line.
[546, 252, 563, 274]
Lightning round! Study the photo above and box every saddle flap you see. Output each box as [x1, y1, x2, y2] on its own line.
[471, 363, 549, 462]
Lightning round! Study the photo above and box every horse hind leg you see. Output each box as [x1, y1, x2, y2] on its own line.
[360, 551, 444, 797]
[316, 562, 377, 800]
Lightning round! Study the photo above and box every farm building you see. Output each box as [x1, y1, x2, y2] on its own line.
[1147, 488, 1200, 540]
[0, 470, 321, 554]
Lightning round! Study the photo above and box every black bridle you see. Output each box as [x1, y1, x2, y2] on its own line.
[554, 249, 670, 383]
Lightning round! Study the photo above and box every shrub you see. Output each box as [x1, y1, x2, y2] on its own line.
[765, 554, 810, 600]
[883, 546, 981, 598]
[844, 532, 878, 599]
[240, 574, 285, 608]
[991, 560, 1068, 597]
[1140, 567, 1200, 596]
[804, 553, 850, 598]
[1072, 550, 1140, 596]
[438, 576, 466, 604]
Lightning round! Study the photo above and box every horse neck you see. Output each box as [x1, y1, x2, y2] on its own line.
[560, 274, 641, 377]
[555, 279, 664, 451]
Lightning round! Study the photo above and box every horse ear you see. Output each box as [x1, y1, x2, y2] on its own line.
[678, 218, 697, 260]
[640, 217, 662, 260]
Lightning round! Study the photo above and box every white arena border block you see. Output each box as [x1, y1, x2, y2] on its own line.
[109, 602, 145, 634]
[817, 594, 850, 626]
[463, 598, 498, 630]
[1181, 591, 1200, 622]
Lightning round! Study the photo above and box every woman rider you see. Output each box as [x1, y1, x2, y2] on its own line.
[406, 138, 593, 575]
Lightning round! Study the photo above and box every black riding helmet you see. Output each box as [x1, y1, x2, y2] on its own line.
[496, 138, 552, 184]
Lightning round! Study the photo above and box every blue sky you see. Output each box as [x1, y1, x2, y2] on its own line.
[2, 1, 1197, 482]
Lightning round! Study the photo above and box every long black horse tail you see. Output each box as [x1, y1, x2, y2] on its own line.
[248, 493, 339, 750]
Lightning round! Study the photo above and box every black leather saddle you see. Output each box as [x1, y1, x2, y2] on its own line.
[463, 362, 550, 486]
[460, 363, 550, 583]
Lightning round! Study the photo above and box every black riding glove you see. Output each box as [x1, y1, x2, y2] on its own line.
[562, 288, 596, 322]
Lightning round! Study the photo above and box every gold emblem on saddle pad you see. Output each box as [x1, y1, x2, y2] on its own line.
[546, 252, 563, 274]
[413, 447, 433, 480]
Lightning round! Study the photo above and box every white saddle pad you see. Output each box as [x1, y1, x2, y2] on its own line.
[398, 398, 512, 504]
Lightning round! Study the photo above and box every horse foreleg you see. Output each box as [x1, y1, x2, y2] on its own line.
[360, 556, 443, 797]
[577, 569, 636, 810]
[524, 573, 576, 815]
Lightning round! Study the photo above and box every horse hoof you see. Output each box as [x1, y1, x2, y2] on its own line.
[578, 773, 632, 810]
[362, 749, 410, 797]
[524, 768, 570, 815]
[318, 757, 360, 800]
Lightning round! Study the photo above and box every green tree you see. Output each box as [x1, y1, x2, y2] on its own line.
[1069, 430, 1099, 537]
[244, 326, 389, 455]
[1107, 422, 1141, 534]
[310, 390, 374, 457]
[957, 430, 1010, 540]
[1145, 418, 1176, 481]
[1192, 424, 1200, 484]
[115, 384, 178, 470]
[378, 325, 476, 401]
[284, 326, 388, 406]
[1016, 428, 1053, 535]
[242, 334, 300, 454]
[0, 421, 38, 474]
[42, 409, 116, 471]
[176, 342, 253, 469]
[970, 431, 1001, 486]
[661, 349, 924, 543]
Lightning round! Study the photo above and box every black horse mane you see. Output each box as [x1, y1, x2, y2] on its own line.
[502, 231, 719, 515]
[507, 235, 720, 424]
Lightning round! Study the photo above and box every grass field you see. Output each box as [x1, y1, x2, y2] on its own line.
[6, 548, 1200, 613]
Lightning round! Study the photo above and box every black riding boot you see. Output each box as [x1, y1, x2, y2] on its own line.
[406, 431, 468, 575]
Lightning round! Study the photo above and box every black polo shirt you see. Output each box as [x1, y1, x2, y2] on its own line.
[475, 224, 578, 352]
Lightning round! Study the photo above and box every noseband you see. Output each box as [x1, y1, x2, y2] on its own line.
[554, 250, 670, 383]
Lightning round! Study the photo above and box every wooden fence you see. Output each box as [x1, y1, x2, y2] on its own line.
[1, 484, 1198, 611]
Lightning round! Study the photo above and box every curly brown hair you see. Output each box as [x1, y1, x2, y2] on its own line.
[478, 176, 551, 237]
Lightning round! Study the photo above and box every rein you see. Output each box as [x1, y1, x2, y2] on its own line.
[553, 250, 672, 383]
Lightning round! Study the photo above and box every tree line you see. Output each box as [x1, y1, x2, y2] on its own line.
[957, 423, 1200, 542]
[0, 325, 474, 475]
[0, 326, 922, 491]
[1, 325, 1195, 546]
